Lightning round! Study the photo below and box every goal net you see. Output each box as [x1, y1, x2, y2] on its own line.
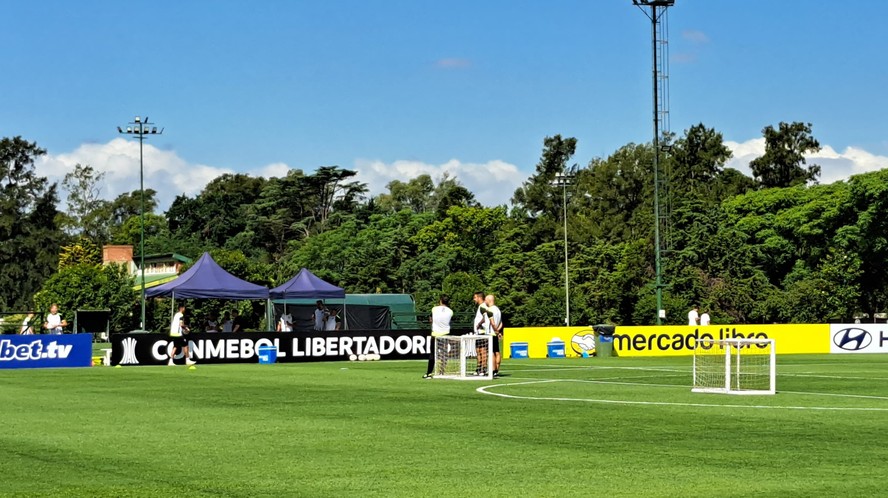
[433, 334, 493, 380]
[692, 338, 775, 395]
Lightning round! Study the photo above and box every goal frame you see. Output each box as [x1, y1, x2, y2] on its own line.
[433, 334, 494, 381]
[692, 338, 775, 395]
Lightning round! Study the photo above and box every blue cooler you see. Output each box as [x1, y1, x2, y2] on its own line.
[258, 345, 278, 364]
[510, 342, 529, 359]
[547, 341, 566, 358]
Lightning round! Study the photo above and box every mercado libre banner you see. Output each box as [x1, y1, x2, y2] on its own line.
[111, 330, 432, 366]
[0, 333, 93, 369]
[611, 324, 830, 357]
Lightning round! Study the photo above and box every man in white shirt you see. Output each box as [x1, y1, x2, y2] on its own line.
[313, 301, 327, 331]
[424, 295, 453, 379]
[43, 304, 67, 334]
[325, 308, 341, 331]
[700, 310, 711, 326]
[473, 292, 491, 375]
[485, 294, 503, 378]
[205, 312, 220, 333]
[168, 304, 195, 366]
[277, 310, 293, 332]
[688, 305, 700, 327]
[221, 311, 233, 333]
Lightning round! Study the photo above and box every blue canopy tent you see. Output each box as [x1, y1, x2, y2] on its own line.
[270, 269, 347, 329]
[146, 252, 271, 329]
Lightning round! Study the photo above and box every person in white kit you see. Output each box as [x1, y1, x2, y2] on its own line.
[485, 294, 503, 378]
[424, 295, 453, 379]
[688, 305, 700, 326]
[277, 310, 293, 332]
[700, 310, 711, 326]
[168, 304, 195, 366]
[43, 304, 67, 334]
[313, 300, 327, 331]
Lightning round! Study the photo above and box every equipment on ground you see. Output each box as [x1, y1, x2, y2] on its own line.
[692, 338, 775, 395]
[433, 334, 493, 380]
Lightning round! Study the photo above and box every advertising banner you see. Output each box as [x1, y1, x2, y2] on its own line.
[502, 327, 595, 359]
[830, 324, 888, 354]
[0, 333, 93, 369]
[612, 324, 830, 357]
[111, 330, 431, 366]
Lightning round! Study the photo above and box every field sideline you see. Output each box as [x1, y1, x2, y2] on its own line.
[1, 354, 886, 497]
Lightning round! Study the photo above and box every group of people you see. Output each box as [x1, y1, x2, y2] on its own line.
[202, 310, 246, 333]
[17, 304, 67, 335]
[275, 300, 341, 332]
[687, 305, 711, 326]
[424, 292, 504, 379]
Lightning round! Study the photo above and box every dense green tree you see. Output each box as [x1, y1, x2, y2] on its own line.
[59, 163, 111, 241]
[33, 262, 137, 332]
[58, 236, 102, 270]
[750, 121, 821, 189]
[0, 137, 63, 311]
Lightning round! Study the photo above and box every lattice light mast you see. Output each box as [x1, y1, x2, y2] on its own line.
[633, 0, 674, 324]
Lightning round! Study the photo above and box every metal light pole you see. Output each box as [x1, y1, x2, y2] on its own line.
[553, 170, 575, 327]
[634, 0, 674, 324]
[117, 116, 163, 331]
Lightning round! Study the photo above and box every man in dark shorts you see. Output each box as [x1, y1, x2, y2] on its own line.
[169, 304, 195, 366]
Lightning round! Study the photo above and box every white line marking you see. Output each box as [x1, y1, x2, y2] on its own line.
[477, 379, 888, 411]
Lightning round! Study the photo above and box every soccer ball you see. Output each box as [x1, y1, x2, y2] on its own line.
[349, 354, 357, 361]
[358, 354, 366, 361]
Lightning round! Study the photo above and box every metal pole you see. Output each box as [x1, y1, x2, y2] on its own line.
[651, 4, 665, 325]
[563, 179, 570, 327]
[139, 123, 146, 331]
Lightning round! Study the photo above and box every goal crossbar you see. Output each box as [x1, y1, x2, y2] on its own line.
[692, 338, 775, 395]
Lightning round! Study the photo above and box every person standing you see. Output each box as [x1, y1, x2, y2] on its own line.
[325, 308, 342, 331]
[313, 301, 327, 331]
[221, 311, 233, 333]
[700, 310, 711, 326]
[205, 312, 220, 333]
[473, 291, 490, 375]
[424, 295, 453, 379]
[20, 312, 35, 335]
[43, 304, 67, 334]
[230, 310, 244, 333]
[485, 294, 503, 378]
[168, 304, 195, 366]
[687, 305, 700, 327]
[277, 309, 293, 332]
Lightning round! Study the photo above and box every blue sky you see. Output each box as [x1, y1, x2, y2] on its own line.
[2, 0, 886, 208]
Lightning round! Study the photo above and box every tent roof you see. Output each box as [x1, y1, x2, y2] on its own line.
[145, 252, 269, 300]
[269, 268, 345, 300]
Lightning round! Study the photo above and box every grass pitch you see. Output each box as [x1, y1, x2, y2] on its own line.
[1, 354, 886, 497]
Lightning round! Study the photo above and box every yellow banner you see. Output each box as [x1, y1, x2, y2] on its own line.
[612, 324, 830, 357]
[503, 327, 597, 359]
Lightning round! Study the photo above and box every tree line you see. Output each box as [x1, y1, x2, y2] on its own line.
[2, 120, 885, 332]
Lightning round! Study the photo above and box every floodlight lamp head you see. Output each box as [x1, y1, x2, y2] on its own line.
[134, 116, 141, 123]
[117, 126, 123, 133]
[126, 127, 132, 133]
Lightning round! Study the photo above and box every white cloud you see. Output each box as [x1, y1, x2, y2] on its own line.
[35, 139, 281, 211]
[352, 158, 522, 207]
[724, 138, 888, 184]
[34, 139, 523, 212]
[682, 29, 710, 44]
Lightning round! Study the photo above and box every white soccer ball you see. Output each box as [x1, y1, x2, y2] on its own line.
[371, 354, 380, 361]
[358, 354, 366, 361]
[349, 354, 357, 361]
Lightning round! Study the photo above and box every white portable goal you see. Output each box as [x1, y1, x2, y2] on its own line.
[692, 338, 775, 395]
[433, 334, 493, 380]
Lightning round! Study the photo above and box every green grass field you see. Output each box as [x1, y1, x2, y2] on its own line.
[2, 354, 887, 497]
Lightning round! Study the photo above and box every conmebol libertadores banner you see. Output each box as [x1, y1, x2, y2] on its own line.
[111, 331, 433, 366]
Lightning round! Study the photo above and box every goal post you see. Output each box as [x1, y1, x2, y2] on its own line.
[692, 338, 775, 395]
[432, 334, 493, 380]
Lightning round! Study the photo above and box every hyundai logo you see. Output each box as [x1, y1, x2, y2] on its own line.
[833, 328, 872, 351]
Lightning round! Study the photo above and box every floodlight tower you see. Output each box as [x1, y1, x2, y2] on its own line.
[633, 0, 673, 324]
[117, 116, 164, 332]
